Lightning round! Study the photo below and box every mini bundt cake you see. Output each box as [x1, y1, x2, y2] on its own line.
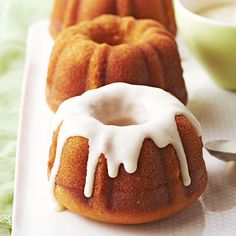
[48, 83, 207, 224]
[50, 0, 176, 38]
[46, 15, 187, 112]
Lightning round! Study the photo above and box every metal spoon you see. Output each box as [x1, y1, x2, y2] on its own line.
[205, 140, 236, 162]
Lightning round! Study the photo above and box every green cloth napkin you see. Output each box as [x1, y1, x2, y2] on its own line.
[0, 0, 52, 234]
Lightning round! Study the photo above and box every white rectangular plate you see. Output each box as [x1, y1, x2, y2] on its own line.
[12, 20, 236, 236]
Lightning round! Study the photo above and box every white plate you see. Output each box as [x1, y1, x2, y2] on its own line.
[12, 20, 236, 236]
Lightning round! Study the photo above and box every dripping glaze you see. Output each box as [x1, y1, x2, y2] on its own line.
[48, 83, 202, 210]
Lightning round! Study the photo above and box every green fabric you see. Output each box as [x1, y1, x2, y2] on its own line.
[0, 0, 52, 234]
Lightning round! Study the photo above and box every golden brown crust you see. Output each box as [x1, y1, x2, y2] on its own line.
[48, 115, 207, 224]
[50, 0, 177, 39]
[46, 15, 187, 112]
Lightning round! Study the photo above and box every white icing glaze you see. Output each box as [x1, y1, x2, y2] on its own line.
[48, 83, 202, 210]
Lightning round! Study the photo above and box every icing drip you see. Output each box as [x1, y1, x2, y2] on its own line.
[49, 83, 202, 210]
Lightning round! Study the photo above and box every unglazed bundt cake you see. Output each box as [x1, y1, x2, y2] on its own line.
[48, 83, 207, 224]
[46, 15, 187, 112]
[50, 0, 176, 38]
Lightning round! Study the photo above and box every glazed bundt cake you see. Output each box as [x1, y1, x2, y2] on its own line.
[50, 0, 176, 38]
[46, 15, 187, 112]
[48, 83, 207, 224]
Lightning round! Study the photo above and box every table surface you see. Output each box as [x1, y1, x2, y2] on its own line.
[0, 1, 52, 235]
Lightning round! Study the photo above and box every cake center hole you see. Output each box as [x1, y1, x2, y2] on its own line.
[103, 117, 140, 126]
[91, 99, 147, 126]
[90, 23, 136, 46]
[92, 33, 124, 46]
